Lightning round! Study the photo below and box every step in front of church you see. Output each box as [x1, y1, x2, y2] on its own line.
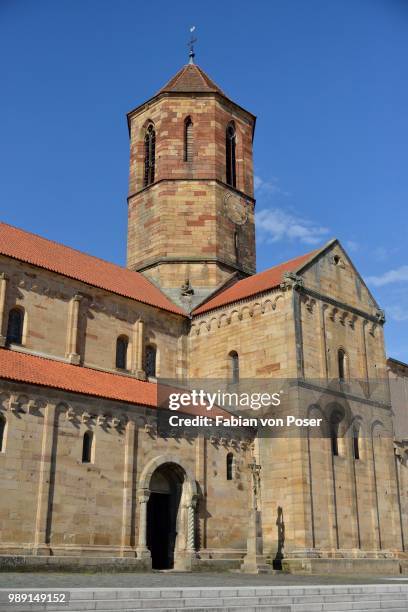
[2, 584, 408, 612]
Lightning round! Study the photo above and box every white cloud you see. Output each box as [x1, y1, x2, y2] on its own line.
[386, 305, 408, 322]
[256, 208, 330, 246]
[345, 240, 359, 252]
[367, 265, 408, 287]
[254, 175, 290, 197]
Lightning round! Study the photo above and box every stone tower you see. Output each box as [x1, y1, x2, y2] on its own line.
[126, 61, 256, 307]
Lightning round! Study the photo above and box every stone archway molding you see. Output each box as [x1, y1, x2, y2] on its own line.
[136, 455, 198, 568]
[138, 454, 198, 497]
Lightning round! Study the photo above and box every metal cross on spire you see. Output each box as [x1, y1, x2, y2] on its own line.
[188, 26, 197, 64]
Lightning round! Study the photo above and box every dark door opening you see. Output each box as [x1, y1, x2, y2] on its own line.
[147, 492, 173, 569]
[146, 464, 183, 570]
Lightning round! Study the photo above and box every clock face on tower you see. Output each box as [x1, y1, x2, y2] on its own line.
[223, 192, 249, 225]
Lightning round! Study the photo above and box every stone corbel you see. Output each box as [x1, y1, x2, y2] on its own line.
[329, 307, 338, 322]
[97, 414, 107, 426]
[304, 296, 316, 314]
[339, 311, 348, 326]
[144, 422, 156, 436]
[349, 314, 358, 329]
[111, 417, 121, 429]
[9, 397, 20, 413]
[81, 411, 91, 424]
[280, 271, 305, 291]
[375, 309, 386, 325]
[209, 435, 219, 445]
[394, 443, 408, 465]
[65, 407, 76, 422]
[27, 399, 45, 415]
[369, 322, 377, 337]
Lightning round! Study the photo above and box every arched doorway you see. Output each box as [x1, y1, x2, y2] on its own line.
[146, 463, 183, 569]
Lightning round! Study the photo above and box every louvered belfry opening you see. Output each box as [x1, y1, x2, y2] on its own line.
[144, 123, 156, 187]
[184, 117, 193, 162]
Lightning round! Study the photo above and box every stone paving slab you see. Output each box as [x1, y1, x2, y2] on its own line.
[2, 572, 408, 589]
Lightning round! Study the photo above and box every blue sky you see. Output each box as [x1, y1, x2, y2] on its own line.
[1, 0, 407, 360]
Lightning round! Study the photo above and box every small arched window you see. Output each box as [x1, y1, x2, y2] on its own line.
[229, 351, 239, 384]
[338, 348, 346, 381]
[116, 336, 128, 370]
[184, 117, 193, 162]
[0, 415, 6, 452]
[6, 307, 24, 345]
[82, 431, 93, 463]
[145, 345, 157, 378]
[226, 453, 233, 480]
[353, 425, 360, 460]
[330, 412, 341, 457]
[226, 122, 236, 188]
[143, 123, 156, 187]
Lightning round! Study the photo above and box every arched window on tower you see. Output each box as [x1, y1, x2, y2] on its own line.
[6, 307, 24, 345]
[229, 351, 239, 384]
[82, 431, 94, 463]
[184, 116, 193, 162]
[0, 414, 6, 452]
[116, 335, 129, 370]
[226, 453, 233, 480]
[226, 122, 236, 188]
[145, 345, 157, 378]
[143, 123, 156, 187]
[338, 348, 347, 381]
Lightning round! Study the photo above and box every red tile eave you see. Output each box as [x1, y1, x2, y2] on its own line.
[0, 348, 157, 408]
[0, 349, 232, 420]
[192, 249, 320, 316]
[0, 222, 186, 317]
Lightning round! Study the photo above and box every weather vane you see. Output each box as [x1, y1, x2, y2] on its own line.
[188, 26, 197, 64]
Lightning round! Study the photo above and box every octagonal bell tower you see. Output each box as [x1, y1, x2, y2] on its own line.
[126, 56, 256, 308]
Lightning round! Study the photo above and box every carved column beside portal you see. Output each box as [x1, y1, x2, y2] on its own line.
[0, 273, 9, 347]
[187, 495, 198, 552]
[33, 401, 57, 556]
[136, 488, 151, 560]
[66, 294, 82, 364]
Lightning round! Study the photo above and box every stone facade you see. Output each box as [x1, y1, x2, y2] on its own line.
[0, 61, 407, 574]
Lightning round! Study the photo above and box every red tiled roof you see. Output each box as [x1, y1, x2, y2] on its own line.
[0, 222, 186, 316]
[158, 64, 225, 96]
[0, 348, 231, 420]
[192, 248, 321, 315]
[0, 348, 157, 407]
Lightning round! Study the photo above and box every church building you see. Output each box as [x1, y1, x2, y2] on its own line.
[0, 55, 407, 574]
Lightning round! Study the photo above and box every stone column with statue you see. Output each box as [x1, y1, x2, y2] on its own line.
[241, 456, 271, 573]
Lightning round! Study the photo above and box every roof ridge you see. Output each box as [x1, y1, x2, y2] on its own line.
[0, 221, 130, 273]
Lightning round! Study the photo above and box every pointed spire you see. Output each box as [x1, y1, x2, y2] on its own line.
[188, 26, 197, 64]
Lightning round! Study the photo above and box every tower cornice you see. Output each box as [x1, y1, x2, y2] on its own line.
[127, 178, 256, 206]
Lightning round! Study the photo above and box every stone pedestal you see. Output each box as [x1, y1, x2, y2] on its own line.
[241, 509, 270, 574]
